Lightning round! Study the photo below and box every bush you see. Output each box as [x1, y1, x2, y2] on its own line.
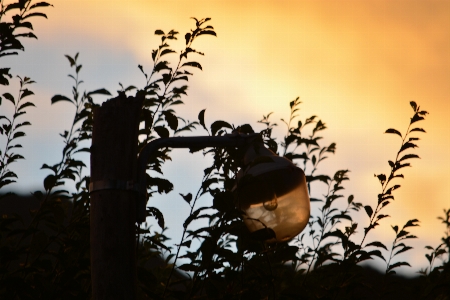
[1, 3, 449, 298]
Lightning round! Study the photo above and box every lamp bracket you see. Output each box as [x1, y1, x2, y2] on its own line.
[135, 133, 260, 223]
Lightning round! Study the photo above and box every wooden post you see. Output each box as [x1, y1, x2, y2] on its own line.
[90, 93, 142, 299]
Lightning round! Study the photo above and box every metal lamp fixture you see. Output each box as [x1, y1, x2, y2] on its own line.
[234, 140, 310, 243]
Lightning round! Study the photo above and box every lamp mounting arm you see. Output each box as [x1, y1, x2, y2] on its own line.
[135, 133, 260, 223]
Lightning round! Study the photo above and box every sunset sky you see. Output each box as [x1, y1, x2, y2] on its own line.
[2, 0, 449, 274]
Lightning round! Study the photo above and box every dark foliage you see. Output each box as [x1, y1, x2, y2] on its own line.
[0, 7, 449, 299]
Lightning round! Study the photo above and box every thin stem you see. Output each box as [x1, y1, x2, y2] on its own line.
[162, 172, 212, 298]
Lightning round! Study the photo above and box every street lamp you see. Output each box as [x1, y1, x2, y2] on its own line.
[89, 96, 310, 299]
[135, 133, 310, 243]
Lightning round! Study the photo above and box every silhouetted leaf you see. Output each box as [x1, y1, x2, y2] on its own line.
[399, 142, 417, 154]
[43, 174, 56, 191]
[364, 205, 373, 218]
[411, 113, 424, 124]
[20, 89, 34, 99]
[154, 126, 169, 138]
[404, 219, 419, 228]
[409, 127, 426, 133]
[12, 131, 25, 139]
[182, 61, 202, 70]
[147, 207, 165, 228]
[17, 101, 35, 111]
[385, 128, 402, 138]
[394, 246, 413, 256]
[410, 101, 417, 112]
[375, 174, 386, 184]
[306, 175, 330, 184]
[51, 94, 73, 104]
[347, 195, 354, 204]
[65, 55, 75, 66]
[178, 264, 197, 272]
[399, 154, 420, 162]
[198, 30, 217, 37]
[211, 120, 232, 136]
[179, 193, 192, 204]
[3, 93, 15, 104]
[154, 29, 164, 35]
[22, 12, 48, 20]
[162, 111, 178, 130]
[87, 88, 111, 96]
[198, 109, 207, 131]
[159, 49, 175, 57]
[30, 2, 53, 9]
[388, 261, 411, 271]
[366, 241, 388, 251]
[185, 33, 191, 45]
[148, 177, 173, 194]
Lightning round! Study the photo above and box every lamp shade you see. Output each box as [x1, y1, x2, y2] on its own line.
[234, 142, 310, 243]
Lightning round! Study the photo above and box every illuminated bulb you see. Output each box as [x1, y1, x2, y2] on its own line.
[234, 142, 310, 243]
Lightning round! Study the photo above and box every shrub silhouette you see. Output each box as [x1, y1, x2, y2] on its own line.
[0, 5, 449, 299]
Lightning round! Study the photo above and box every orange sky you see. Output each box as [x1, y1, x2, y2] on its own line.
[3, 0, 449, 274]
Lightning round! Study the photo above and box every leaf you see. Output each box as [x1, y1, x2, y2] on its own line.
[347, 195, 354, 204]
[178, 264, 197, 272]
[179, 193, 192, 204]
[65, 55, 76, 67]
[87, 88, 111, 96]
[22, 12, 48, 20]
[385, 128, 402, 138]
[3, 93, 15, 104]
[51, 94, 73, 104]
[154, 126, 169, 138]
[183, 209, 200, 229]
[398, 142, 417, 154]
[160, 49, 176, 56]
[409, 128, 426, 133]
[197, 30, 217, 37]
[364, 205, 373, 218]
[154, 29, 164, 35]
[394, 246, 413, 256]
[391, 225, 399, 234]
[20, 89, 34, 100]
[162, 73, 172, 85]
[185, 33, 191, 45]
[410, 101, 417, 112]
[198, 109, 207, 131]
[399, 154, 420, 162]
[148, 177, 173, 194]
[18, 102, 35, 111]
[147, 207, 165, 229]
[43, 175, 57, 191]
[30, 2, 53, 9]
[138, 65, 147, 77]
[154, 61, 170, 72]
[12, 131, 25, 139]
[210, 120, 232, 136]
[366, 241, 388, 251]
[162, 111, 178, 131]
[410, 113, 425, 124]
[306, 175, 330, 184]
[404, 219, 419, 228]
[182, 61, 202, 70]
[375, 174, 386, 184]
[388, 261, 411, 271]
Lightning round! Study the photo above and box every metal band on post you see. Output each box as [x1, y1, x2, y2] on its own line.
[89, 179, 136, 193]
